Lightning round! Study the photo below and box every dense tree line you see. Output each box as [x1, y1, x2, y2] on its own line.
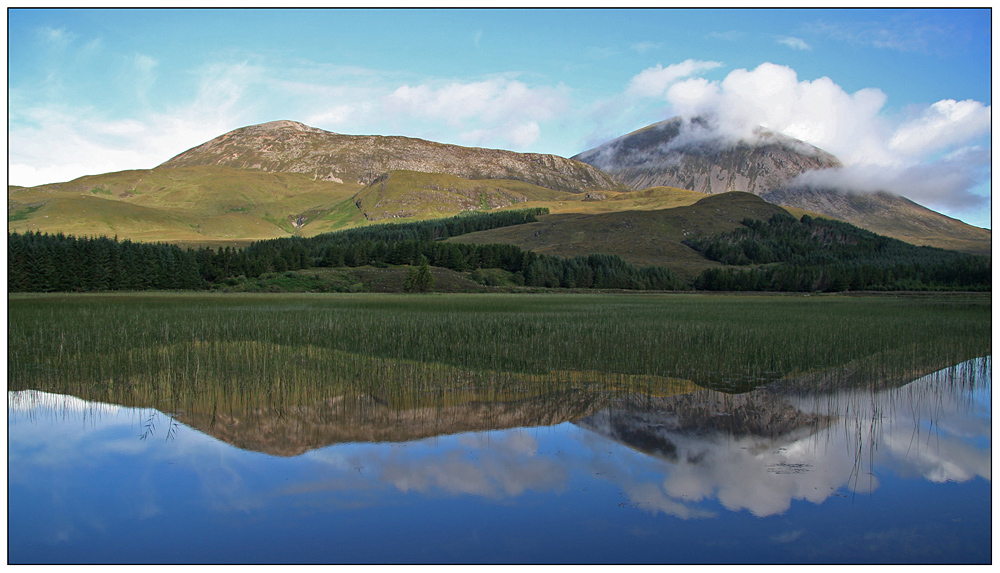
[8, 209, 684, 292]
[307, 207, 551, 243]
[11, 210, 987, 294]
[9, 232, 204, 292]
[684, 214, 991, 292]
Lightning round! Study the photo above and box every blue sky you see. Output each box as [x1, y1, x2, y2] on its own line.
[8, 8, 992, 228]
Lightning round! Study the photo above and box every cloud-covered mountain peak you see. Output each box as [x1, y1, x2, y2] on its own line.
[573, 116, 842, 194]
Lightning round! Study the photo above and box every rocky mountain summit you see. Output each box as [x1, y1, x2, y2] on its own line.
[160, 120, 626, 194]
[573, 116, 842, 194]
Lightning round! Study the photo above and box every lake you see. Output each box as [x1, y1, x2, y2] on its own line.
[7, 292, 992, 564]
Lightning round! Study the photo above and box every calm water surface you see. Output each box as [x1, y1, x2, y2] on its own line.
[8, 357, 990, 564]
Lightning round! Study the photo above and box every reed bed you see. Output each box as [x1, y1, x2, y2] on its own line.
[8, 292, 991, 416]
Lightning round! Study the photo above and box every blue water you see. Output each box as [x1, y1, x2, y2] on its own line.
[8, 358, 991, 564]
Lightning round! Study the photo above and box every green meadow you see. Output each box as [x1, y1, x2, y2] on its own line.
[9, 292, 990, 418]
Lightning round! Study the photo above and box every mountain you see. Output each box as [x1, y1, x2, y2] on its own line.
[9, 118, 989, 259]
[173, 390, 606, 457]
[574, 116, 990, 255]
[9, 120, 631, 243]
[573, 116, 842, 194]
[160, 120, 626, 194]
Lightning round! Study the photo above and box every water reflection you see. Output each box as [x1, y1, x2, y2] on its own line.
[576, 357, 990, 518]
[9, 292, 990, 563]
[8, 357, 990, 563]
[173, 388, 608, 456]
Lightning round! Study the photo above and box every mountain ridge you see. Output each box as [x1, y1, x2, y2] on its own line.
[160, 120, 628, 194]
[8, 118, 990, 258]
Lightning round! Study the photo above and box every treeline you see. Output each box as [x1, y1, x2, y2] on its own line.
[10, 210, 988, 294]
[8, 232, 203, 292]
[308, 207, 550, 243]
[684, 214, 991, 292]
[9, 209, 684, 292]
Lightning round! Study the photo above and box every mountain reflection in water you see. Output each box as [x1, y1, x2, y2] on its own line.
[576, 357, 990, 517]
[10, 358, 989, 518]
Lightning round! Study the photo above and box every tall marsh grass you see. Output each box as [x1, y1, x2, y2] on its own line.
[8, 292, 991, 417]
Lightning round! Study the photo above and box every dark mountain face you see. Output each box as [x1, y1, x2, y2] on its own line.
[159, 120, 627, 194]
[760, 186, 991, 255]
[573, 117, 842, 194]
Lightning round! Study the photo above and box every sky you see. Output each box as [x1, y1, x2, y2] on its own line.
[7, 8, 993, 228]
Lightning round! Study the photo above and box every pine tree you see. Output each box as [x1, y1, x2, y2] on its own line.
[404, 255, 435, 293]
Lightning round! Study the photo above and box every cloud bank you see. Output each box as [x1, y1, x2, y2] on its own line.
[622, 61, 991, 215]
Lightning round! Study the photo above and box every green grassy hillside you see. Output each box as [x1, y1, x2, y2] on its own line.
[8, 166, 363, 243]
[449, 192, 794, 281]
[352, 170, 566, 221]
[7, 166, 723, 247]
[8, 179, 801, 282]
[10, 161, 972, 265]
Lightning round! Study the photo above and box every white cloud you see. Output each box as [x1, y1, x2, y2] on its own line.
[9, 57, 578, 186]
[306, 104, 365, 128]
[626, 59, 723, 99]
[133, 53, 158, 101]
[777, 36, 811, 50]
[649, 61, 991, 169]
[378, 432, 565, 499]
[134, 53, 157, 73]
[794, 146, 991, 211]
[805, 18, 953, 53]
[581, 60, 723, 152]
[460, 121, 541, 150]
[8, 62, 259, 186]
[889, 99, 991, 156]
[381, 77, 569, 149]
